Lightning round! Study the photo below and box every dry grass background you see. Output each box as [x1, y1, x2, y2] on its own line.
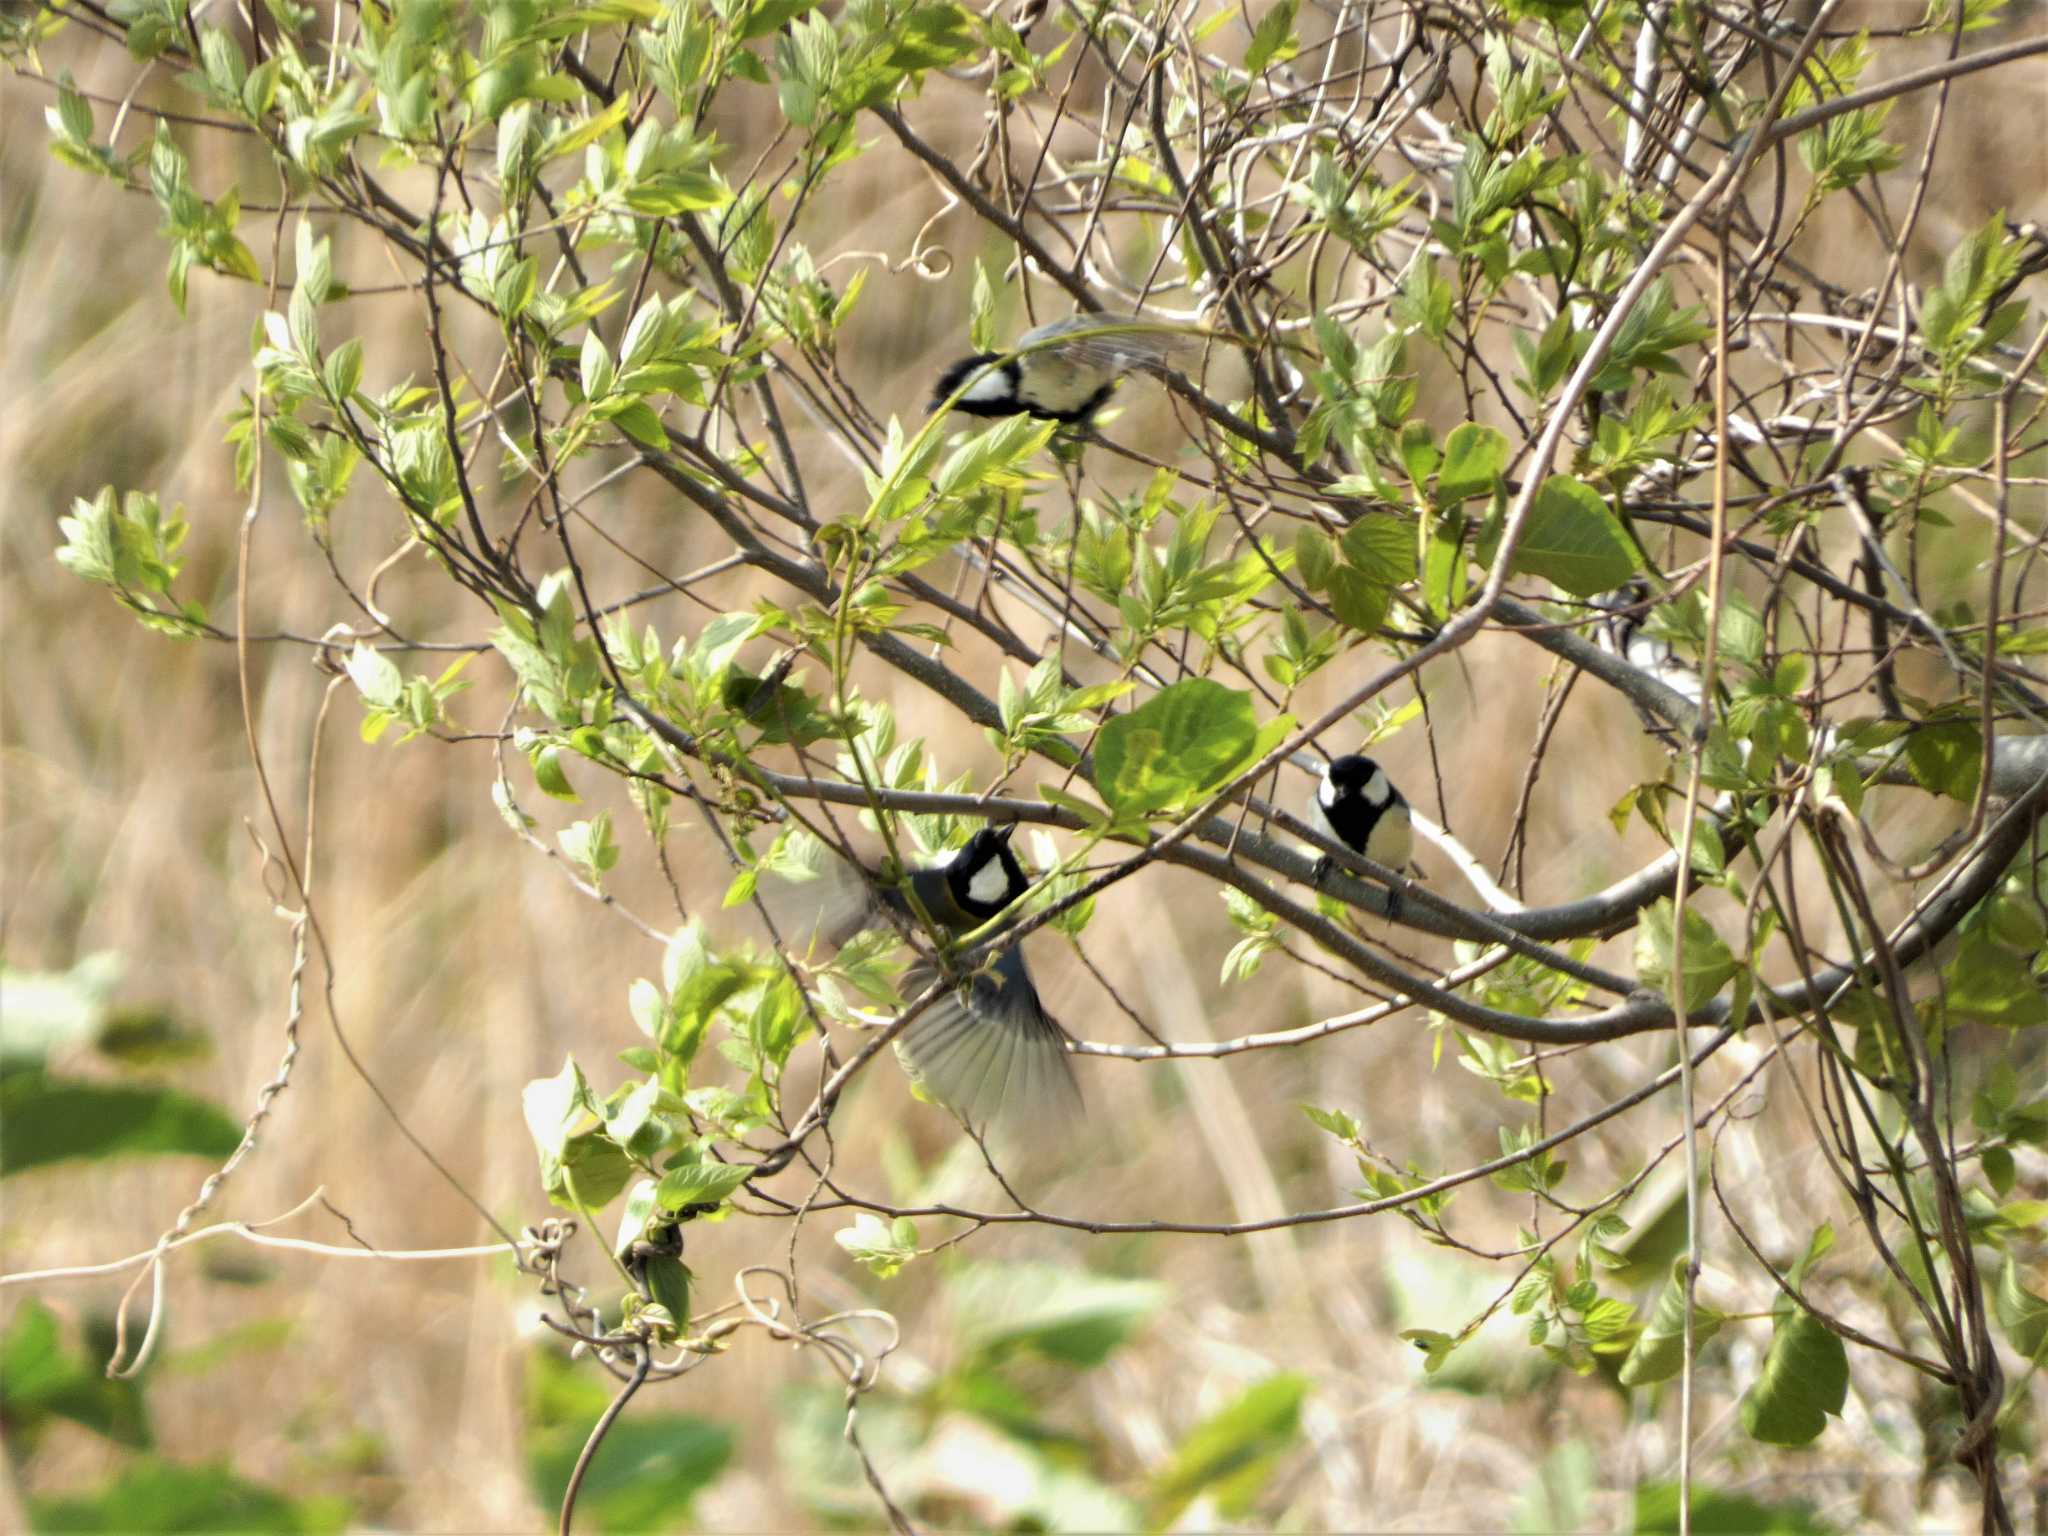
[3, 6, 2045, 1531]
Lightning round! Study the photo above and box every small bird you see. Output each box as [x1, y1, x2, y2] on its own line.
[790, 825, 1082, 1141]
[928, 313, 1198, 424]
[1593, 580, 1704, 728]
[1308, 754, 1414, 908]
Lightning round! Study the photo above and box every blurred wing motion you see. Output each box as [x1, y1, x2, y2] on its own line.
[931, 312, 1213, 423]
[896, 945, 1083, 1142]
[1013, 313, 1203, 374]
[767, 835, 1082, 1142]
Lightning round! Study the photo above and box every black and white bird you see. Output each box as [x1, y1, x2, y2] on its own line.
[1593, 580, 1704, 732]
[792, 826, 1081, 1142]
[1308, 754, 1414, 903]
[928, 313, 1198, 424]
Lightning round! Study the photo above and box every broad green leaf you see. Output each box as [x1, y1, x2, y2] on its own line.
[655, 1157, 753, 1210]
[0, 1072, 240, 1176]
[1338, 513, 1416, 586]
[527, 1413, 731, 1532]
[1737, 1305, 1847, 1446]
[1492, 476, 1638, 597]
[1617, 1259, 1724, 1386]
[1294, 526, 1336, 590]
[1633, 1482, 1834, 1534]
[31, 1457, 343, 1533]
[1435, 422, 1509, 504]
[1397, 420, 1438, 485]
[1149, 1374, 1308, 1525]
[558, 1128, 635, 1210]
[1945, 935, 2048, 1028]
[1995, 1255, 2048, 1363]
[1422, 507, 1467, 616]
[0, 1302, 152, 1450]
[523, 1056, 591, 1171]
[1903, 721, 1982, 802]
[1243, 0, 1298, 74]
[1324, 563, 1391, 635]
[882, 2, 977, 72]
[1093, 678, 1264, 817]
[1634, 899, 1737, 1012]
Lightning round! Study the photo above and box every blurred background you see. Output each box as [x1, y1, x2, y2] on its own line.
[4, 4, 2045, 1530]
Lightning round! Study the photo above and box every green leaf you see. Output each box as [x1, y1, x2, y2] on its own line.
[1903, 721, 1982, 802]
[1294, 526, 1336, 590]
[1302, 1103, 1360, 1142]
[1324, 563, 1391, 635]
[1422, 506, 1468, 617]
[559, 1128, 636, 1210]
[526, 1413, 731, 1533]
[1738, 1305, 1847, 1446]
[949, 1261, 1165, 1366]
[1994, 1255, 2048, 1363]
[1633, 1482, 1834, 1534]
[882, 2, 977, 72]
[1149, 1374, 1308, 1525]
[559, 811, 619, 878]
[0, 1072, 241, 1176]
[1093, 678, 1269, 817]
[524, 1056, 592, 1172]
[609, 398, 668, 449]
[30, 1457, 343, 1533]
[655, 1158, 753, 1210]
[1492, 476, 1639, 597]
[1397, 419, 1439, 485]
[531, 745, 578, 801]
[834, 1213, 920, 1278]
[1338, 513, 1416, 586]
[1618, 1259, 1724, 1386]
[0, 1302, 152, 1450]
[1243, 0, 1298, 73]
[1945, 934, 2048, 1028]
[1634, 899, 1738, 1012]
[1435, 422, 1509, 504]
[343, 642, 403, 710]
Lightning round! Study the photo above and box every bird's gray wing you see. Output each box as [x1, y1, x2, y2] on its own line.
[759, 843, 886, 957]
[896, 943, 1082, 1140]
[1016, 314, 1199, 374]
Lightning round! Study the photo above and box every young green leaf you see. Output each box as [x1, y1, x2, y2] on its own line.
[1738, 1304, 1847, 1446]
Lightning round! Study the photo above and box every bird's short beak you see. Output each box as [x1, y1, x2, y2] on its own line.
[991, 823, 1017, 847]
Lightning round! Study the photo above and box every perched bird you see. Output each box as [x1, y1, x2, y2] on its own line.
[1308, 754, 1414, 909]
[928, 313, 1199, 424]
[1592, 580, 1704, 732]
[789, 825, 1082, 1142]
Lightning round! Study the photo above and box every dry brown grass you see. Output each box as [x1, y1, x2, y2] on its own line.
[4, 7, 2046, 1531]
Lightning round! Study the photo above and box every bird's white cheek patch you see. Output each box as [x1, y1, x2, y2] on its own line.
[959, 370, 1010, 405]
[1317, 774, 1339, 810]
[1364, 769, 1391, 806]
[966, 861, 1012, 907]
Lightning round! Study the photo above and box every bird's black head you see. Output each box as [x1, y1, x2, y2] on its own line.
[929, 352, 1018, 418]
[1316, 754, 1404, 859]
[944, 825, 1029, 920]
[1323, 754, 1397, 809]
